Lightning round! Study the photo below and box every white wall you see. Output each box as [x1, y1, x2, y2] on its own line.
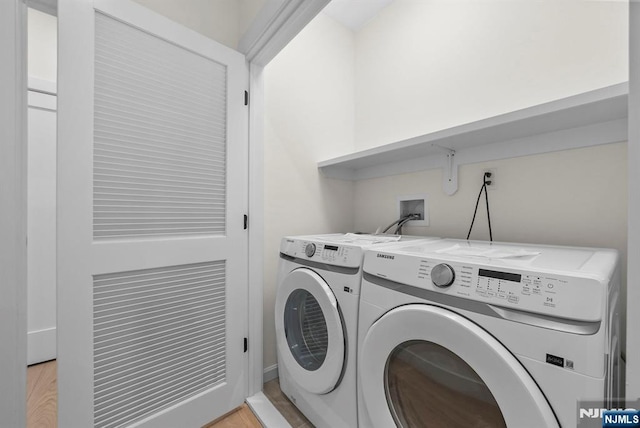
[132, 0, 262, 50]
[263, 13, 356, 369]
[28, 7, 56, 82]
[354, 144, 627, 245]
[354, 0, 629, 150]
[354, 144, 628, 347]
[27, 7, 58, 364]
[27, 97, 57, 365]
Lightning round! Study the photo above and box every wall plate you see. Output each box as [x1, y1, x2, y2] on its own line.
[397, 193, 429, 227]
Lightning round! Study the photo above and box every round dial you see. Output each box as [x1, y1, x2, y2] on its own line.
[431, 263, 455, 288]
[305, 243, 316, 257]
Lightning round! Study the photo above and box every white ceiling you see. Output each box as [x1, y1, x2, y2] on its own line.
[322, 0, 395, 32]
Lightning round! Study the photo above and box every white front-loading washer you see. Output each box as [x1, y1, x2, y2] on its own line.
[358, 239, 622, 428]
[275, 234, 440, 428]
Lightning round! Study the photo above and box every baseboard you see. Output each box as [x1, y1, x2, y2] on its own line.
[263, 364, 278, 384]
[27, 327, 56, 365]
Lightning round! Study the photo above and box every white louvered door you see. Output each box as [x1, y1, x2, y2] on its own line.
[57, 1, 248, 427]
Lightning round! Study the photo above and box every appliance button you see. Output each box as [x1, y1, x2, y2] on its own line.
[305, 243, 316, 257]
[431, 263, 455, 288]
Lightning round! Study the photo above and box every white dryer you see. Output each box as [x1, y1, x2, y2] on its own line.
[358, 239, 621, 428]
[275, 234, 439, 428]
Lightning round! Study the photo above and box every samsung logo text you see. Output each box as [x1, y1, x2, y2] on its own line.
[376, 254, 394, 260]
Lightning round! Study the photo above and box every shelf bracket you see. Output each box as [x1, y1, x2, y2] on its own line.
[432, 145, 458, 195]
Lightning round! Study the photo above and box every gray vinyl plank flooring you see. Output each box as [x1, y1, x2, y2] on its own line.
[263, 378, 314, 428]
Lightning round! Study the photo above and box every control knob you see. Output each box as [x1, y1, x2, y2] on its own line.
[431, 263, 455, 288]
[305, 243, 316, 257]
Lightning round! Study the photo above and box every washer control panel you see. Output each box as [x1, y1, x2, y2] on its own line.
[281, 238, 363, 268]
[418, 258, 577, 314]
[369, 252, 605, 322]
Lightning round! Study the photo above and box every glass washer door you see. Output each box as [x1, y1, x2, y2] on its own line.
[275, 268, 345, 394]
[360, 304, 559, 428]
[284, 288, 330, 371]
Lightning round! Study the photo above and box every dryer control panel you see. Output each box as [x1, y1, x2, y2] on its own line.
[366, 252, 608, 322]
[280, 238, 363, 269]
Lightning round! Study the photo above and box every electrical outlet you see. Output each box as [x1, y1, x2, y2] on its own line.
[483, 169, 496, 189]
[397, 194, 429, 227]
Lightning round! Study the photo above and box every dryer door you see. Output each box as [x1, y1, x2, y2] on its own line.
[360, 304, 559, 428]
[275, 268, 345, 394]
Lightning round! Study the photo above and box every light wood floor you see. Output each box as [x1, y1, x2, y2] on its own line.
[27, 360, 262, 428]
[202, 404, 262, 428]
[27, 360, 57, 428]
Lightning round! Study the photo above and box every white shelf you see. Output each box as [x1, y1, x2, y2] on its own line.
[318, 83, 628, 194]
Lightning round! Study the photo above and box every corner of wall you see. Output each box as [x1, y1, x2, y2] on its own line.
[262, 10, 357, 370]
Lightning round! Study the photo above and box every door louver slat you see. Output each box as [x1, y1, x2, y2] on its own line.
[93, 261, 226, 428]
[94, 12, 227, 240]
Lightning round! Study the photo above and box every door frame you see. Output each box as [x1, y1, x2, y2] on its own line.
[242, 0, 330, 397]
[0, 0, 27, 426]
[247, 62, 266, 396]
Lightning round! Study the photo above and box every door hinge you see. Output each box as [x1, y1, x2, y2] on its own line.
[244, 90, 249, 106]
[243, 214, 248, 230]
[244, 337, 248, 353]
